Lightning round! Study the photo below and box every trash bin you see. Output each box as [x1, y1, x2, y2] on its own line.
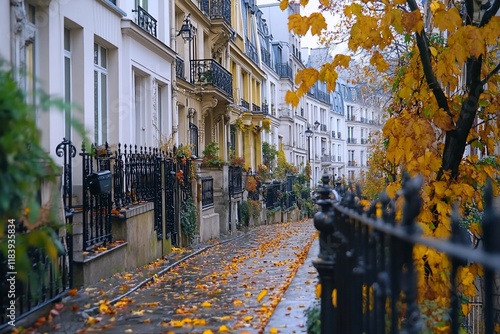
[87, 170, 112, 195]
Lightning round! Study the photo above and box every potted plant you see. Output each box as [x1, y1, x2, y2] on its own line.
[201, 142, 224, 168]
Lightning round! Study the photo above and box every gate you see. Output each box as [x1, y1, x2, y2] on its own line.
[164, 157, 178, 245]
[80, 143, 112, 250]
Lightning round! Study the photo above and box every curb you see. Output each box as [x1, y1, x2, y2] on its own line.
[83, 232, 247, 316]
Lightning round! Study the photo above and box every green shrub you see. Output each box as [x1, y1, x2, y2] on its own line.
[305, 303, 321, 334]
[180, 196, 197, 243]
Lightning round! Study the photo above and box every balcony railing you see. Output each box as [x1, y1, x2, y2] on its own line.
[135, 6, 157, 38]
[332, 131, 336, 138]
[275, 63, 293, 81]
[252, 103, 261, 113]
[201, 177, 214, 208]
[261, 47, 271, 67]
[200, 0, 231, 25]
[338, 155, 341, 162]
[241, 99, 249, 110]
[337, 132, 342, 139]
[261, 103, 269, 115]
[191, 59, 233, 98]
[320, 124, 327, 132]
[307, 89, 330, 104]
[246, 38, 258, 65]
[176, 56, 185, 80]
[361, 138, 368, 144]
[348, 160, 356, 166]
[348, 138, 358, 144]
[279, 108, 293, 118]
[321, 155, 332, 163]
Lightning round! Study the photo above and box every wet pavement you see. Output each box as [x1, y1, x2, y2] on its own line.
[18, 220, 319, 334]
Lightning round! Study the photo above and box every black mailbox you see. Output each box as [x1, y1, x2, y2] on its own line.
[87, 170, 112, 195]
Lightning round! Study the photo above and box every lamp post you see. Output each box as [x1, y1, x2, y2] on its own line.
[178, 15, 193, 82]
[305, 125, 313, 162]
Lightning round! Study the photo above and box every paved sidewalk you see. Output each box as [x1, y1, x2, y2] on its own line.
[265, 238, 319, 333]
[14, 222, 320, 334]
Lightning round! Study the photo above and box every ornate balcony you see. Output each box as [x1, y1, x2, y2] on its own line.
[175, 57, 185, 80]
[252, 103, 261, 113]
[191, 59, 233, 98]
[135, 6, 157, 38]
[261, 103, 269, 115]
[240, 99, 249, 110]
[246, 38, 258, 65]
[261, 47, 271, 67]
[275, 63, 293, 81]
[200, 0, 231, 25]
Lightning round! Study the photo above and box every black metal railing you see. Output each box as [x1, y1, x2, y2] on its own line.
[0, 244, 68, 331]
[261, 103, 269, 115]
[81, 143, 113, 250]
[265, 181, 282, 209]
[312, 174, 500, 333]
[246, 38, 258, 64]
[320, 124, 327, 132]
[176, 56, 185, 80]
[164, 157, 177, 244]
[200, 0, 231, 25]
[229, 166, 243, 195]
[113, 144, 157, 210]
[135, 6, 157, 37]
[284, 175, 296, 210]
[348, 137, 358, 144]
[275, 63, 293, 81]
[191, 59, 233, 98]
[307, 89, 330, 104]
[201, 177, 214, 208]
[55, 138, 76, 288]
[252, 103, 261, 113]
[337, 132, 342, 139]
[240, 98, 250, 110]
[189, 122, 199, 157]
[261, 47, 271, 67]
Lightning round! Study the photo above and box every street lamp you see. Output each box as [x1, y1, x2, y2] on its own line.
[305, 126, 313, 162]
[178, 15, 193, 82]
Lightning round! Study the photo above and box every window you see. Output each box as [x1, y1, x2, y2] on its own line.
[94, 43, 108, 144]
[64, 28, 72, 140]
[134, 73, 146, 145]
[135, 0, 148, 10]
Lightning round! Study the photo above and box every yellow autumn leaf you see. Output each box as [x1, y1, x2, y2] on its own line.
[257, 289, 268, 303]
[315, 283, 321, 298]
[319, 0, 330, 6]
[332, 289, 337, 308]
[269, 328, 279, 334]
[279, 0, 289, 11]
[193, 318, 207, 326]
[233, 299, 243, 306]
[429, 46, 438, 57]
[218, 325, 229, 332]
[300, 0, 309, 6]
[288, 14, 310, 36]
[243, 315, 253, 322]
[203, 330, 214, 334]
[201, 301, 212, 308]
[285, 90, 300, 107]
[309, 12, 327, 36]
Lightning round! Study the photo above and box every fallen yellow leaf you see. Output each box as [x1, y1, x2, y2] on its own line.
[201, 301, 212, 308]
[257, 289, 268, 303]
[218, 325, 229, 332]
[270, 328, 278, 334]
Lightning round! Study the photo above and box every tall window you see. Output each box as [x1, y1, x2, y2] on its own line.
[24, 4, 37, 117]
[94, 43, 108, 144]
[135, 0, 148, 9]
[348, 127, 354, 140]
[134, 73, 145, 145]
[64, 28, 72, 140]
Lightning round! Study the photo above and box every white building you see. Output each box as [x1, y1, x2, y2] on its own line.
[1, 0, 176, 165]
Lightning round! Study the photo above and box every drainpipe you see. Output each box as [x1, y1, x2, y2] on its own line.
[170, 0, 178, 143]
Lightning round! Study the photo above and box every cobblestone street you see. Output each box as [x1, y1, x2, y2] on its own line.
[28, 220, 318, 334]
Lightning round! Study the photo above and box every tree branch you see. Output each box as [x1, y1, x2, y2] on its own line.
[479, 0, 500, 27]
[481, 62, 500, 86]
[406, 0, 453, 119]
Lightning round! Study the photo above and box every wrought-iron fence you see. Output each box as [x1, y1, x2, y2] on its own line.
[0, 244, 68, 331]
[265, 181, 282, 209]
[229, 166, 243, 195]
[201, 177, 214, 208]
[312, 173, 500, 333]
[81, 143, 113, 250]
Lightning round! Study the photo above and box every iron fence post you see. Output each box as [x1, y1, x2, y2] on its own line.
[313, 174, 337, 333]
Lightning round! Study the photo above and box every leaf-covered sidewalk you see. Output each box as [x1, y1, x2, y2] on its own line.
[15, 220, 317, 334]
